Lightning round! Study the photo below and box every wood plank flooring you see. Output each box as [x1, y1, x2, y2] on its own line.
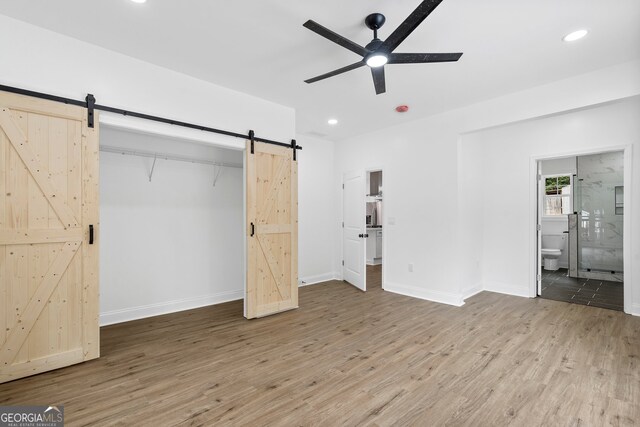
[1, 269, 639, 426]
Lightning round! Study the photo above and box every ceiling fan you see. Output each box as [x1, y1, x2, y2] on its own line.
[303, 0, 463, 95]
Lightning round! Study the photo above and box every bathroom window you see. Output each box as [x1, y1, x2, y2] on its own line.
[544, 175, 572, 216]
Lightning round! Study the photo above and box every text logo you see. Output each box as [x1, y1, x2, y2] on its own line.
[0, 405, 64, 427]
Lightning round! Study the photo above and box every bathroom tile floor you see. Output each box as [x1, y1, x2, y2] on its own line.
[540, 268, 623, 311]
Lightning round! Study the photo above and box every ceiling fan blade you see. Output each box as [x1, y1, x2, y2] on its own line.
[305, 61, 366, 84]
[380, 0, 444, 53]
[388, 52, 463, 64]
[303, 20, 369, 57]
[371, 67, 386, 95]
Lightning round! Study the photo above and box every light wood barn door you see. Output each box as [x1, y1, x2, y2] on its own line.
[0, 92, 99, 383]
[246, 141, 298, 319]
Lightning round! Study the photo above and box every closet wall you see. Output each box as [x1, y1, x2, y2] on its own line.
[100, 127, 243, 325]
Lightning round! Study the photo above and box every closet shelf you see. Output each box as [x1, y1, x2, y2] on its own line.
[100, 145, 243, 169]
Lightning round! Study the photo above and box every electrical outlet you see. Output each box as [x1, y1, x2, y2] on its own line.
[408, 263, 413, 272]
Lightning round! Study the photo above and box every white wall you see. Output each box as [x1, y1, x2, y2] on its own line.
[0, 15, 294, 150]
[457, 136, 485, 298]
[334, 120, 462, 305]
[297, 135, 338, 285]
[100, 128, 244, 325]
[334, 60, 640, 313]
[461, 97, 640, 312]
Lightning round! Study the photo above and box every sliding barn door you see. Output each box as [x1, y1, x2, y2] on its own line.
[246, 141, 298, 319]
[0, 92, 99, 383]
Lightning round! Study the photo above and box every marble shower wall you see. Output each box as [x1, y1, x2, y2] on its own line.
[576, 151, 624, 272]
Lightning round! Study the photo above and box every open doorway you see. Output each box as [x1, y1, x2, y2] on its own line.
[366, 170, 383, 291]
[536, 151, 624, 311]
[341, 168, 385, 292]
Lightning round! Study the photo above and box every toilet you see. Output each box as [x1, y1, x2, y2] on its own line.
[541, 234, 567, 271]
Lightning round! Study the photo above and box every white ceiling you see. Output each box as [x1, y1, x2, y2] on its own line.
[0, 0, 638, 140]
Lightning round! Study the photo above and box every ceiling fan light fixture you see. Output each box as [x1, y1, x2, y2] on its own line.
[366, 54, 388, 68]
[563, 29, 588, 42]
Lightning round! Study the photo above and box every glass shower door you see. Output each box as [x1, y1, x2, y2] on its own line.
[574, 152, 624, 276]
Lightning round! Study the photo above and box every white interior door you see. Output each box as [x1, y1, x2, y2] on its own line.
[537, 161, 543, 295]
[343, 170, 366, 291]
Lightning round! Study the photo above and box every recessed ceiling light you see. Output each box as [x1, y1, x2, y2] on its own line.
[130, 0, 147, 3]
[327, 119, 338, 125]
[563, 29, 588, 42]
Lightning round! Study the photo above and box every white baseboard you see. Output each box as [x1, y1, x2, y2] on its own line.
[385, 281, 464, 307]
[299, 272, 341, 287]
[462, 282, 483, 300]
[483, 280, 531, 298]
[100, 290, 244, 326]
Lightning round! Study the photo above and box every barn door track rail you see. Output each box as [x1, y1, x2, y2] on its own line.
[0, 84, 302, 158]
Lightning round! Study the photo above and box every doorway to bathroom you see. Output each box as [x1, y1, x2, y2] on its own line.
[536, 151, 624, 311]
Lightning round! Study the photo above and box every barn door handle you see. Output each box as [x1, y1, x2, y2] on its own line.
[89, 224, 94, 244]
[250, 222, 255, 237]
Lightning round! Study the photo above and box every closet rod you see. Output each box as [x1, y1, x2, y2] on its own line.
[0, 84, 302, 155]
[100, 145, 243, 169]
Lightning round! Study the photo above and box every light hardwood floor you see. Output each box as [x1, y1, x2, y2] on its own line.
[1, 270, 639, 426]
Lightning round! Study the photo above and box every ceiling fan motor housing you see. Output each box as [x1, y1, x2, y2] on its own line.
[365, 13, 386, 30]
[365, 38, 384, 51]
